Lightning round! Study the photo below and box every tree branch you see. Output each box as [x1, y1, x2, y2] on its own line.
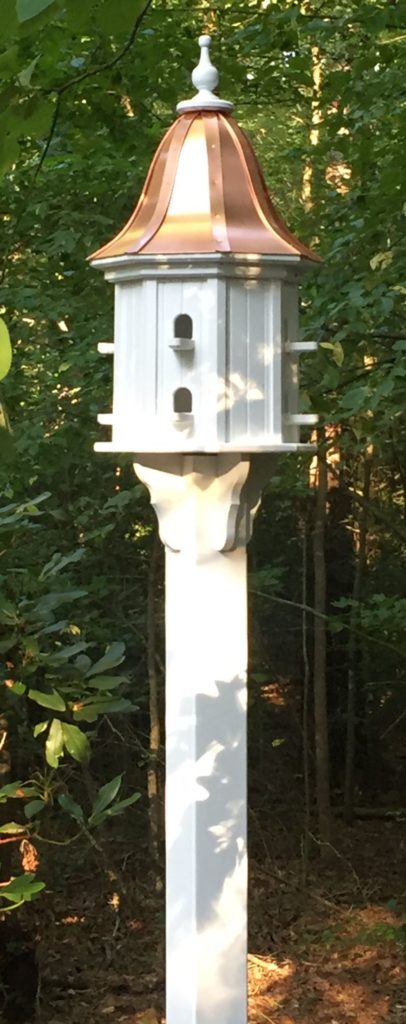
[1, 0, 154, 278]
[34, 93, 61, 179]
[51, 0, 154, 97]
[326, 460, 406, 545]
[250, 589, 406, 659]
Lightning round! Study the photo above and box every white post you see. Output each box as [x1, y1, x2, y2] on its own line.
[134, 454, 273, 1024]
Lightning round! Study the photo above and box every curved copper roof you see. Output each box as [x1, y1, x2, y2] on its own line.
[90, 111, 320, 263]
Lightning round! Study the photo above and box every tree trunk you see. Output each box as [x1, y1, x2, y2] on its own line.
[303, 37, 350, 204]
[0, 712, 12, 885]
[344, 452, 372, 823]
[301, 519, 311, 884]
[301, 31, 322, 213]
[312, 438, 331, 848]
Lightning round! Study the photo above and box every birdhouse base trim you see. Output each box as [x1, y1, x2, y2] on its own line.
[94, 441, 316, 454]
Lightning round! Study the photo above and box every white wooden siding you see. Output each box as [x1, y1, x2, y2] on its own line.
[103, 261, 307, 452]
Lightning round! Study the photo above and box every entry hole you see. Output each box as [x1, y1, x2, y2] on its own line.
[174, 314, 193, 341]
[173, 387, 192, 414]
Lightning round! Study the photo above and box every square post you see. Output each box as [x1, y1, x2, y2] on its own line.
[134, 454, 274, 1024]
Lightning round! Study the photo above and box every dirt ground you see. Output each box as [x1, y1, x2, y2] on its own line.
[20, 815, 406, 1024]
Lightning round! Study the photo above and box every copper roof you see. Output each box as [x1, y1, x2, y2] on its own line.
[90, 110, 320, 263]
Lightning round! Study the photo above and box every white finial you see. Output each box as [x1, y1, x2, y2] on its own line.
[177, 35, 233, 114]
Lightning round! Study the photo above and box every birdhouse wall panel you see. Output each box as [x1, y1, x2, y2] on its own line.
[226, 282, 249, 441]
[267, 281, 283, 441]
[214, 277, 227, 445]
[281, 283, 299, 443]
[157, 282, 186, 427]
[196, 277, 226, 447]
[179, 279, 205, 441]
[225, 280, 285, 446]
[139, 277, 159, 425]
[112, 281, 156, 448]
[246, 284, 268, 438]
[154, 279, 211, 446]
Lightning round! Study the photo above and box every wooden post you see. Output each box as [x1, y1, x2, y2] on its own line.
[134, 454, 272, 1024]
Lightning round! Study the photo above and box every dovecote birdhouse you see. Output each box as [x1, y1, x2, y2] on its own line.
[90, 36, 320, 455]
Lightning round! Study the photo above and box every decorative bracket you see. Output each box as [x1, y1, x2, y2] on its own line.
[133, 453, 277, 554]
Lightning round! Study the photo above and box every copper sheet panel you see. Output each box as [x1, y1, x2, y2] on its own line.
[229, 118, 319, 261]
[89, 115, 195, 260]
[89, 111, 320, 263]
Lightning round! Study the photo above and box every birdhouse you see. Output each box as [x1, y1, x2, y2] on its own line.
[90, 36, 320, 455]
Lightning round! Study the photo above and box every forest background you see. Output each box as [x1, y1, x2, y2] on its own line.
[0, 1, 405, 1022]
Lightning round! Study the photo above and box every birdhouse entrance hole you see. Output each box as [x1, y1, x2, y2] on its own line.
[170, 314, 195, 351]
[174, 314, 193, 340]
[173, 387, 193, 413]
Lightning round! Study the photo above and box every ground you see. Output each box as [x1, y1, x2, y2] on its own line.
[19, 816, 406, 1024]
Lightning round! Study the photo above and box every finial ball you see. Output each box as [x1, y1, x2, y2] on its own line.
[176, 32, 233, 113]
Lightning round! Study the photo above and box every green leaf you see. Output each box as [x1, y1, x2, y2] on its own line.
[73, 697, 135, 722]
[90, 775, 122, 820]
[33, 720, 49, 737]
[22, 635, 39, 656]
[0, 46, 19, 76]
[1, 873, 44, 899]
[45, 717, 64, 767]
[0, 782, 39, 802]
[97, 0, 144, 34]
[319, 340, 344, 367]
[16, 0, 56, 22]
[39, 548, 85, 580]
[0, 596, 19, 624]
[4, 872, 37, 890]
[85, 674, 128, 691]
[7, 680, 26, 696]
[0, 421, 14, 464]
[0, 138, 19, 176]
[33, 589, 87, 620]
[0, 1, 18, 39]
[61, 723, 90, 763]
[103, 792, 141, 817]
[0, 782, 23, 802]
[40, 619, 69, 635]
[340, 385, 369, 414]
[0, 821, 27, 834]
[28, 688, 66, 711]
[87, 642, 125, 677]
[75, 653, 92, 672]
[0, 319, 12, 382]
[370, 250, 393, 271]
[46, 641, 88, 664]
[18, 56, 40, 87]
[58, 792, 84, 823]
[0, 633, 17, 654]
[24, 798, 45, 819]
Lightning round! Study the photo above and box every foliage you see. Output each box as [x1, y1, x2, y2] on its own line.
[0, 872, 45, 913]
[0, 486, 141, 904]
[0, 0, 405, 946]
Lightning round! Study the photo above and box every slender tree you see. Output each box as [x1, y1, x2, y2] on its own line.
[312, 436, 332, 847]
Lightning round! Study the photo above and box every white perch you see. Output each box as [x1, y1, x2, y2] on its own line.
[97, 341, 115, 354]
